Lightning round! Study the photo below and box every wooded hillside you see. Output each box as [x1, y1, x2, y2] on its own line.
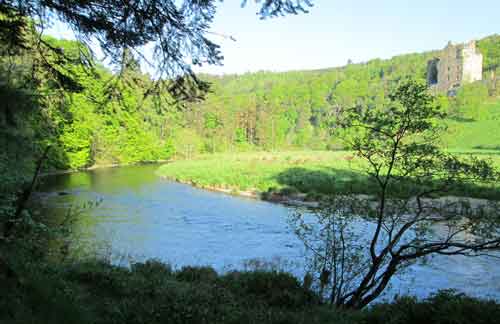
[1, 34, 499, 179]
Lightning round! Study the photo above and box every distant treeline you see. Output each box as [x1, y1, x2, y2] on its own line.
[189, 35, 500, 153]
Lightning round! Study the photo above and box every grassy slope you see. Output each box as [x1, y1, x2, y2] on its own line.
[443, 99, 500, 150]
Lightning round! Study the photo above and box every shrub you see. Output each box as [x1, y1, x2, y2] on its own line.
[364, 290, 500, 324]
[175, 265, 218, 283]
[220, 270, 317, 309]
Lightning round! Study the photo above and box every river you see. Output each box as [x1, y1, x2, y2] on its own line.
[36, 163, 500, 301]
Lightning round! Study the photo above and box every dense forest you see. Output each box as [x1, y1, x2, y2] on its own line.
[1, 33, 499, 183]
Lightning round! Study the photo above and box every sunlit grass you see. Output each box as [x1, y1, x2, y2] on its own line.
[157, 151, 500, 200]
[159, 151, 352, 191]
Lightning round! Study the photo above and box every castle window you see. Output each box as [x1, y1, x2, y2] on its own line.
[427, 59, 439, 85]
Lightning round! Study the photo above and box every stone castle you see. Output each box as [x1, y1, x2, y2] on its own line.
[427, 40, 483, 94]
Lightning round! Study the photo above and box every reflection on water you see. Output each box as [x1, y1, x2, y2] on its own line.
[37, 164, 500, 300]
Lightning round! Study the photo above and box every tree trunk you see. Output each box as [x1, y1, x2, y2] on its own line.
[4, 146, 50, 238]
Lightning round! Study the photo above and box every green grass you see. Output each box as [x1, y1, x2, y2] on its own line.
[444, 120, 500, 151]
[157, 151, 500, 200]
[442, 98, 500, 151]
[157, 151, 366, 195]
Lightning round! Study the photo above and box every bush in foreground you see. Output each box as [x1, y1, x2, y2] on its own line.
[1, 257, 499, 324]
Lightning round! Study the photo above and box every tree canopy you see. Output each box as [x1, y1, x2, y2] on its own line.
[0, 0, 314, 99]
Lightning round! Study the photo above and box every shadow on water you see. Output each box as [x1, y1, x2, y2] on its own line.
[33, 164, 168, 260]
[39, 163, 163, 194]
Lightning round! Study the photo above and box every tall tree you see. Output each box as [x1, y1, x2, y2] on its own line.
[291, 79, 500, 309]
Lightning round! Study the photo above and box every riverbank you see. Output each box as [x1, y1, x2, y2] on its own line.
[161, 177, 497, 215]
[163, 177, 321, 207]
[157, 151, 500, 201]
[41, 159, 173, 177]
[156, 151, 365, 202]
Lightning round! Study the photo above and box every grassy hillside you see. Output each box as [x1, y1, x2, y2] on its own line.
[443, 98, 500, 150]
[178, 35, 500, 154]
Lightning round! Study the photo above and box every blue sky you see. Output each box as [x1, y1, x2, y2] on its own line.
[48, 0, 499, 75]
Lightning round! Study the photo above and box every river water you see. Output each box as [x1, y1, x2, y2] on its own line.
[36, 163, 500, 301]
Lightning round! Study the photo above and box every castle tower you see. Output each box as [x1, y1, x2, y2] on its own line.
[427, 40, 483, 94]
[461, 40, 483, 83]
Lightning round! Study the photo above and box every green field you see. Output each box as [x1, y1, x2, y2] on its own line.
[442, 99, 500, 150]
[157, 150, 500, 200]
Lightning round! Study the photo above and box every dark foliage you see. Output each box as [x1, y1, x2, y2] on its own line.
[366, 290, 500, 324]
[1, 256, 499, 324]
